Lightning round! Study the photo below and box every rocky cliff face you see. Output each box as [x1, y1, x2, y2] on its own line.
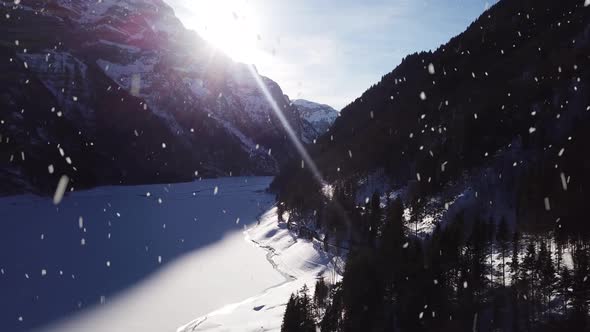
[292, 99, 338, 143]
[0, 0, 310, 194]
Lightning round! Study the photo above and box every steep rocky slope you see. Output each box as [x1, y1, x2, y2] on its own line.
[0, 0, 329, 194]
[292, 99, 339, 143]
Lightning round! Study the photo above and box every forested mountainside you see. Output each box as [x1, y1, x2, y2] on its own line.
[0, 0, 332, 195]
[274, 0, 590, 331]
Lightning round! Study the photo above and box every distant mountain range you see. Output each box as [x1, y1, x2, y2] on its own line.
[0, 0, 338, 195]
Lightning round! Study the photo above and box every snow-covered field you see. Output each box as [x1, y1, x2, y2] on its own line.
[0, 177, 304, 332]
[178, 207, 343, 332]
[0, 176, 339, 332]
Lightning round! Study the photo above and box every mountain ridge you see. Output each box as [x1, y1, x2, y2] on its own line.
[0, 0, 333, 195]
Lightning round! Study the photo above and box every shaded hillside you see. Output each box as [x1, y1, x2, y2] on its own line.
[273, 0, 590, 237]
[275, 1, 590, 331]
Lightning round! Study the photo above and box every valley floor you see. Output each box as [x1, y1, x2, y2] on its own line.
[1, 177, 319, 332]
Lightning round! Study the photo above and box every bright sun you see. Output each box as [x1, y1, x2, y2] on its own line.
[177, 0, 267, 65]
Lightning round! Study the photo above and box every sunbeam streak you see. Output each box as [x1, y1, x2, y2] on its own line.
[245, 64, 324, 184]
[245, 64, 354, 233]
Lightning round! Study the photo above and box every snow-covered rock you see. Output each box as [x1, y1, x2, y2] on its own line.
[292, 99, 339, 143]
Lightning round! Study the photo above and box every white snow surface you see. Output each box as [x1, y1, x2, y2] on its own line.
[0, 177, 287, 332]
[177, 207, 343, 332]
[0, 176, 338, 331]
[293, 99, 338, 143]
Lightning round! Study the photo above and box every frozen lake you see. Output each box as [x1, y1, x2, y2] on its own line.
[0, 177, 285, 332]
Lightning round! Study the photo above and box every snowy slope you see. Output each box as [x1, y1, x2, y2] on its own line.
[0, 177, 290, 332]
[178, 207, 344, 332]
[292, 99, 339, 143]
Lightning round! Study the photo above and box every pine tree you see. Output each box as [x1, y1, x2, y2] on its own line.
[314, 278, 329, 315]
[510, 231, 521, 285]
[368, 191, 381, 246]
[496, 217, 509, 287]
[321, 283, 343, 332]
[282, 293, 300, 332]
[467, 218, 487, 302]
[297, 285, 316, 332]
[537, 241, 556, 314]
[486, 217, 496, 287]
[571, 246, 589, 329]
[558, 267, 572, 317]
[277, 201, 285, 223]
[379, 196, 405, 285]
[522, 242, 537, 326]
[341, 250, 381, 332]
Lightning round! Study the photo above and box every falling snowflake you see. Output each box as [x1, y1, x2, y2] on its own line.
[427, 63, 435, 74]
[53, 175, 69, 205]
[560, 173, 568, 191]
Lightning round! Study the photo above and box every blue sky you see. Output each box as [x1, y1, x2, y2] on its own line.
[165, 0, 495, 110]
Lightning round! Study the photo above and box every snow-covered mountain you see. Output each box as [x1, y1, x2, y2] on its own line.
[0, 0, 314, 194]
[292, 99, 338, 143]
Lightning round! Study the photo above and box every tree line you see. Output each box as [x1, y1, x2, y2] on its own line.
[282, 194, 590, 332]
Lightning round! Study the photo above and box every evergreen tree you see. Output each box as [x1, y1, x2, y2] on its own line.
[314, 278, 329, 316]
[486, 217, 496, 287]
[571, 246, 589, 329]
[321, 283, 343, 332]
[467, 218, 487, 302]
[368, 191, 381, 246]
[496, 217, 509, 287]
[282, 294, 300, 332]
[282, 287, 315, 332]
[558, 267, 572, 317]
[521, 241, 537, 327]
[510, 231, 521, 285]
[277, 201, 285, 223]
[297, 285, 316, 332]
[341, 250, 382, 332]
[537, 241, 556, 314]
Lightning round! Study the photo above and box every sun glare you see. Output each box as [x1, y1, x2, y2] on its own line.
[179, 0, 267, 65]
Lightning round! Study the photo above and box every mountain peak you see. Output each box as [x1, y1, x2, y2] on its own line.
[292, 99, 339, 143]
